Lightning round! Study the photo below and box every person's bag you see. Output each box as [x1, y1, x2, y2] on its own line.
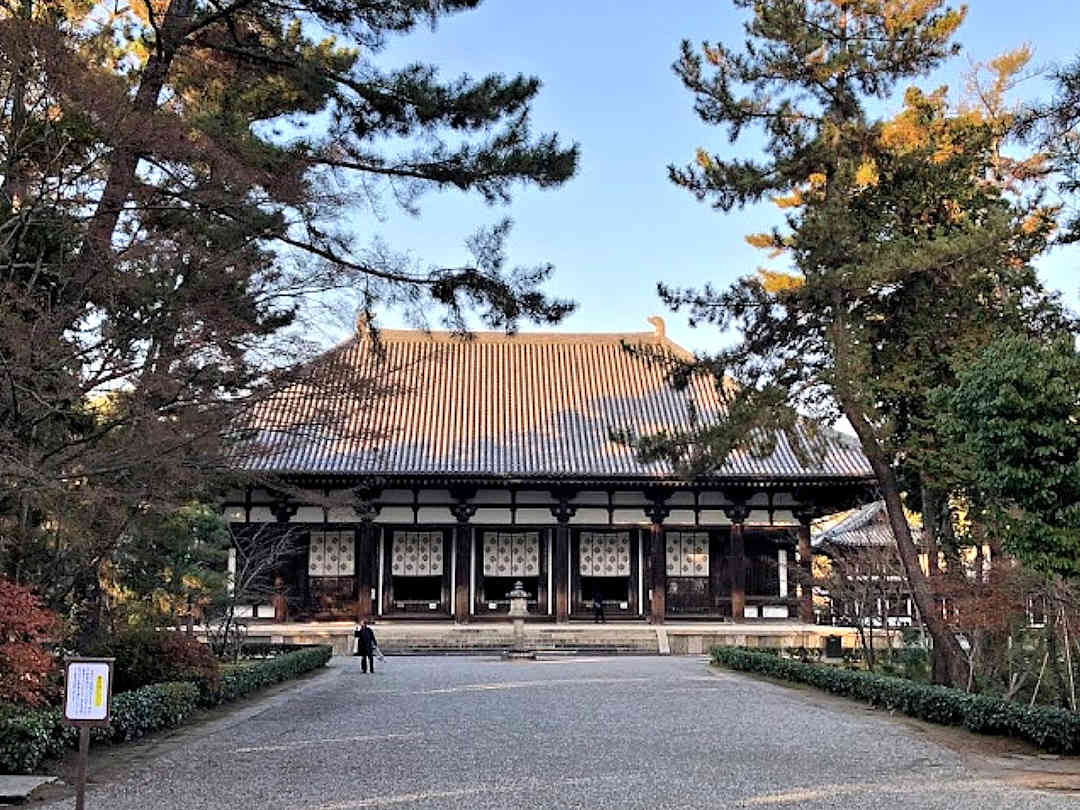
[374, 644, 386, 662]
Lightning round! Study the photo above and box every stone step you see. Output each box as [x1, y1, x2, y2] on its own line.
[381, 642, 659, 656]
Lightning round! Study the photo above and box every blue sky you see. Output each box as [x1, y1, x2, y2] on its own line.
[347, 0, 1080, 353]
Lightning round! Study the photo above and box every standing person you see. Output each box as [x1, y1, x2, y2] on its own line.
[592, 594, 605, 623]
[354, 619, 377, 673]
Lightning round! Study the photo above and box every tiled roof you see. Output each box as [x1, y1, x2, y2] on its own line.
[812, 501, 906, 548]
[235, 321, 874, 483]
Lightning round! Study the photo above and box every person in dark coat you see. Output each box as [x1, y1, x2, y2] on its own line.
[354, 620, 377, 673]
[592, 595, 605, 623]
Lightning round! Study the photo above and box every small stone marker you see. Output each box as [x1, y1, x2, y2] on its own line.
[63, 658, 114, 810]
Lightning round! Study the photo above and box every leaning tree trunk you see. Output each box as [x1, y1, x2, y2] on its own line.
[841, 405, 969, 687]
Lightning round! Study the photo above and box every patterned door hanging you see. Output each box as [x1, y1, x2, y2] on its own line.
[390, 531, 445, 576]
[579, 532, 631, 577]
[665, 532, 709, 577]
[308, 531, 355, 577]
[482, 532, 540, 577]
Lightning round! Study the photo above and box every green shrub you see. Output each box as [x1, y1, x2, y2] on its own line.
[97, 682, 201, 743]
[0, 645, 330, 774]
[710, 647, 1080, 754]
[214, 645, 332, 704]
[0, 704, 72, 775]
[88, 629, 220, 698]
[237, 642, 310, 658]
[0, 682, 198, 774]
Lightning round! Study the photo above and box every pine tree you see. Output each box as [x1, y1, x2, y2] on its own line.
[646, 0, 1067, 686]
[0, 1, 578, 622]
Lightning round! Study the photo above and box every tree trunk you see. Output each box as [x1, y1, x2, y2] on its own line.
[840, 405, 969, 687]
[75, 0, 195, 291]
[921, 483, 941, 578]
[919, 483, 953, 683]
[0, 0, 33, 209]
[1046, 609, 1070, 708]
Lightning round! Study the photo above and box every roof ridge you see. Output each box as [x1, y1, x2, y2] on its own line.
[364, 328, 667, 345]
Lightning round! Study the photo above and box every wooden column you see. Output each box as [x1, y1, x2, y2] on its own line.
[645, 499, 670, 624]
[725, 505, 749, 622]
[796, 509, 815, 624]
[352, 486, 382, 621]
[550, 499, 576, 623]
[450, 503, 476, 624]
[355, 521, 374, 619]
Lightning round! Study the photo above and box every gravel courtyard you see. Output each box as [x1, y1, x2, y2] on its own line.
[37, 655, 1080, 809]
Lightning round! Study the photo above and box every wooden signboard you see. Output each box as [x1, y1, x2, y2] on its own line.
[64, 658, 114, 726]
[63, 657, 114, 810]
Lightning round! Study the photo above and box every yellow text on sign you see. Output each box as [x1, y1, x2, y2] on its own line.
[93, 676, 103, 708]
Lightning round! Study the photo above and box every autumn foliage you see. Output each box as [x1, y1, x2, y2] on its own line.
[0, 579, 61, 707]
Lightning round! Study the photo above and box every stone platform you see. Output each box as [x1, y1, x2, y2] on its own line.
[240, 620, 865, 657]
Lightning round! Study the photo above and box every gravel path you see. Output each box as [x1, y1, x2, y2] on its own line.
[37, 655, 1080, 809]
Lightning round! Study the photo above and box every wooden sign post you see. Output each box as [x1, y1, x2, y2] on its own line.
[63, 658, 114, 810]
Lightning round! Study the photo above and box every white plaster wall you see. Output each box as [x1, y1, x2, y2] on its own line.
[569, 508, 610, 525]
[698, 510, 733, 526]
[612, 491, 647, 505]
[770, 509, 799, 526]
[249, 506, 274, 523]
[514, 508, 555, 524]
[666, 509, 696, 526]
[377, 506, 414, 524]
[748, 509, 772, 525]
[416, 507, 454, 523]
[381, 489, 414, 504]
[666, 491, 694, 506]
[291, 506, 324, 523]
[326, 507, 361, 523]
[611, 508, 648, 525]
[224, 506, 246, 523]
[472, 508, 513, 524]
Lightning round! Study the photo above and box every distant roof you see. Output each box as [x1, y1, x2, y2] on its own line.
[235, 320, 875, 484]
[813, 501, 909, 549]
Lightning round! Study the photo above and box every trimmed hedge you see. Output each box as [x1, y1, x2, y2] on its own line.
[711, 647, 1080, 754]
[101, 682, 201, 743]
[0, 682, 198, 774]
[0, 704, 70, 775]
[214, 645, 332, 704]
[237, 642, 310, 658]
[0, 645, 332, 774]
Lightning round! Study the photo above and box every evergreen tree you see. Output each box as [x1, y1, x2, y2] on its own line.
[1033, 57, 1080, 242]
[643, 0, 1067, 686]
[935, 336, 1080, 580]
[0, 1, 577, 623]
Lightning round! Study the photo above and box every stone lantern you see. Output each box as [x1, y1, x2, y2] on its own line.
[505, 580, 531, 658]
